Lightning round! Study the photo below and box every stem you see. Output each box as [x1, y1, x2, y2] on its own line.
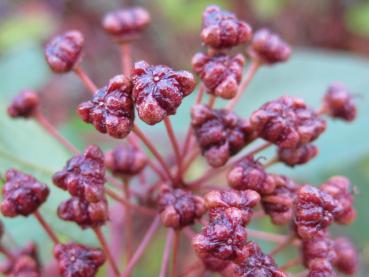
[122, 216, 160, 277]
[123, 178, 133, 269]
[269, 234, 295, 256]
[171, 230, 180, 277]
[207, 95, 216, 108]
[163, 118, 182, 179]
[263, 156, 279, 168]
[226, 60, 260, 111]
[160, 230, 174, 277]
[181, 148, 200, 174]
[248, 229, 300, 246]
[0, 244, 15, 261]
[93, 227, 120, 277]
[279, 257, 301, 271]
[34, 112, 80, 155]
[120, 43, 132, 76]
[133, 125, 174, 183]
[73, 66, 98, 95]
[34, 211, 59, 244]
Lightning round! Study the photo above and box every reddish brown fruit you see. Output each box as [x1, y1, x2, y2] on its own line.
[234, 242, 286, 277]
[45, 30, 84, 73]
[333, 237, 358, 275]
[278, 144, 318, 167]
[52, 145, 105, 203]
[320, 176, 356, 225]
[323, 83, 357, 121]
[262, 174, 298, 225]
[7, 90, 39, 118]
[54, 243, 106, 277]
[131, 61, 195, 125]
[157, 186, 205, 229]
[191, 104, 256, 167]
[250, 96, 326, 149]
[102, 7, 150, 42]
[1, 169, 49, 217]
[201, 5, 252, 49]
[250, 29, 291, 64]
[58, 197, 108, 229]
[192, 53, 245, 99]
[78, 75, 134, 138]
[294, 185, 342, 239]
[105, 144, 147, 177]
[227, 157, 276, 195]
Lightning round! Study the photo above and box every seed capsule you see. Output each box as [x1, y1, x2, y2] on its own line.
[7, 90, 39, 118]
[278, 144, 318, 167]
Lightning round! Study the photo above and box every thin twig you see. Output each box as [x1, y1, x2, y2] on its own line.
[269, 233, 295, 256]
[120, 43, 132, 76]
[34, 211, 59, 244]
[94, 227, 120, 277]
[160, 230, 174, 277]
[0, 244, 16, 261]
[279, 257, 302, 271]
[123, 178, 133, 268]
[164, 118, 182, 180]
[248, 229, 300, 246]
[263, 156, 279, 169]
[73, 66, 98, 95]
[122, 216, 160, 277]
[171, 230, 181, 277]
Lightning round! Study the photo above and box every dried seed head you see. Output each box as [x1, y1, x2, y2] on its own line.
[45, 30, 84, 73]
[131, 61, 195, 125]
[294, 185, 342, 239]
[54, 243, 106, 277]
[1, 169, 49, 217]
[250, 96, 326, 149]
[192, 209, 248, 262]
[191, 105, 256, 167]
[262, 174, 298, 225]
[228, 157, 276, 195]
[199, 253, 230, 272]
[52, 145, 105, 203]
[105, 144, 147, 177]
[320, 176, 356, 225]
[58, 197, 108, 229]
[301, 234, 336, 268]
[7, 90, 39, 119]
[333, 237, 358, 275]
[307, 258, 337, 277]
[201, 5, 252, 49]
[323, 83, 357, 121]
[205, 189, 260, 225]
[157, 186, 205, 229]
[78, 75, 134, 138]
[278, 144, 318, 167]
[102, 7, 150, 42]
[250, 28, 291, 64]
[192, 53, 245, 99]
[234, 242, 286, 277]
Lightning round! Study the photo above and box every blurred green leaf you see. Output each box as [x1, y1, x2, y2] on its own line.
[250, 0, 287, 19]
[346, 3, 369, 37]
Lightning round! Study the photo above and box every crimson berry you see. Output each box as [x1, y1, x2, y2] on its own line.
[45, 30, 84, 73]
[54, 243, 106, 277]
[234, 242, 286, 277]
[262, 174, 298, 225]
[53, 145, 105, 203]
[307, 258, 337, 277]
[227, 157, 276, 195]
[1, 169, 49, 217]
[278, 144, 318, 167]
[294, 185, 342, 239]
[201, 5, 252, 49]
[191, 104, 256, 167]
[7, 90, 39, 119]
[333, 237, 358, 275]
[250, 29, 291, 64]
[102, 7, 150, 42]
[131, 61, 195, 125]
[58, 197, 108, 229]
[320, 176, 356, 225]
[105, 144, 147, 177]
[323, 83, 357, 121]
[157, 185, 205, 229]
[301, 234, 336, 268]
[250, 96, 326, 148]
[78, 75, 134, 138]
[192, 52, 245, 99]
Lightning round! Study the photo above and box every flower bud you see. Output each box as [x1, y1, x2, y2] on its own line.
[333, 237, 358, 275]
[7, 90, 39, 118]
[278, 144, 318, 167]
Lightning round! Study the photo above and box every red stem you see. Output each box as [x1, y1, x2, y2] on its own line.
[164, 118, 182, 179]
[34, 211, 59, 244]
[93, 227, 120, 277]
[73, 66, 98, 95]
[248, 229, 300, 246]
[263, 156, 279, 168]
[159, 230, 174, 277]
[0, 244, 15, 261]
[181, 148, 200, 174]
[269, 234, 295, 256]
[133, 125, 174, 183]
[207, 95, 216, 108]
[120, 43, 132, 76]
[279, 257, 301, 271]
[123, 178, 133, 269]
[226, 60, 260, 111]
[122, 216, 160, 277]
[171, 230, 180, 277]
[34, 112, 80, 155]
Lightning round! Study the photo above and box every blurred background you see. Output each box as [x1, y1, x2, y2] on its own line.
[0, 0, 369, 276]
